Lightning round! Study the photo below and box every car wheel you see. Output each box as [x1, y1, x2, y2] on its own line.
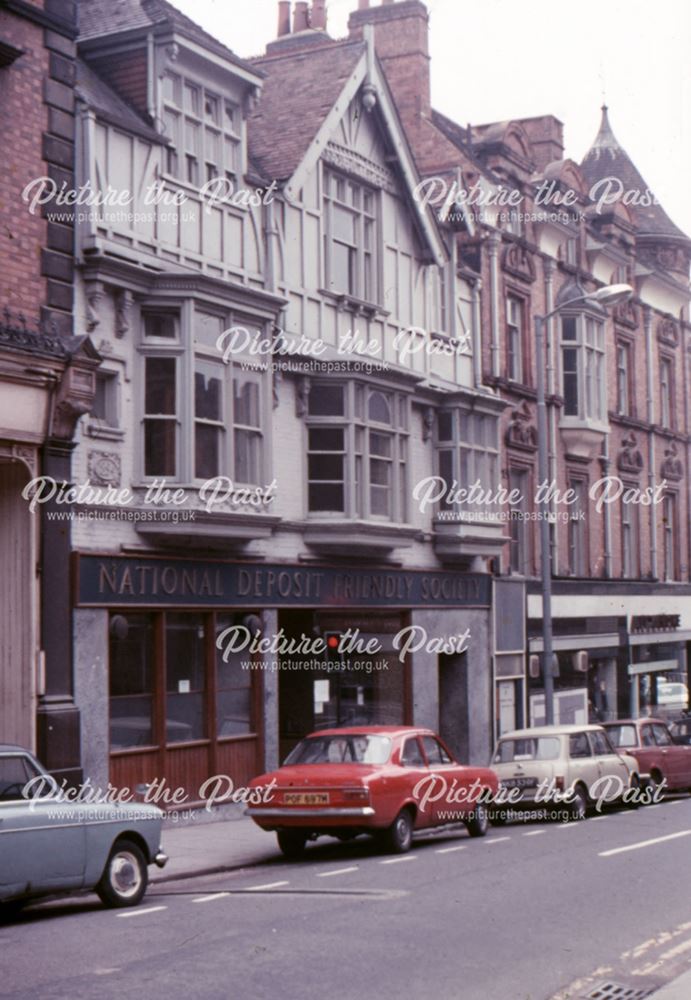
[385, 808, 414, 854]
[625, 773, 641, 809]
[465, 803, 489, 837]
[648, 769, 665, 799]
[489, 808, 507, 826]
[96, 839, 148, 908]
[276, 829, 308, 859]
[569, 785, 588, 821]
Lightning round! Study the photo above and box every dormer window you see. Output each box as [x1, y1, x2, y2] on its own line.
[162, 72, 241, 186]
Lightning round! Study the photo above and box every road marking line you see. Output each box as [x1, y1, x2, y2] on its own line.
[668, 800, 684, 805]
[659, 936, 691, 961]
[316, 867, 359, 878]
[192, 893, 231, 903]
[599, 829, 691, 857]
[523, 830, 545, 837]
[435, 845, 467, 854]
[590, 816, 607, 821]
[246, 880, 290, 891]
[556, 823, 579, 829]
[380, 855, 417, 864]
[485, 837, 510, 844]
[117, 905, 167, 918]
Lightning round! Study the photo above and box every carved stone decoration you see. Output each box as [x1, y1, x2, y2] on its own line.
[657, 317, 679, 347]
[115, 290, 133, 339]
[323, 143, 397, 195]
[0, 442, 38, 478]
[501, 242, 536, 283]
[272, 365, 282, 410]
[97, 338, 114, 356]
[612, 299, 638, 329]
[617, 432, 644, 475]
[422, 407, 435, 443]
[88, 450, 121, 487]
[295, 376, 311, 418]
[660, 441, 683, 482]
[505, 401, 537, 451]
[84, 280, 103, 332]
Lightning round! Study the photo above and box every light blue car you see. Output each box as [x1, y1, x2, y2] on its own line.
[0, 745, 167, 910]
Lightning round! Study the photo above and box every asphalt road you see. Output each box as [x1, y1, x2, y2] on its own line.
[3, 798, 691, 1000]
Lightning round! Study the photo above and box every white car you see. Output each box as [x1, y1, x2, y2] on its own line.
[491, 724, 642, 821]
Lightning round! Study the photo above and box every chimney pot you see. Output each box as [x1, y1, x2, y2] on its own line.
[312, 0, 327, 29]
[358, 0, 370, 7]
[277, 0, 291, 35]
[293, 1, 309, 31]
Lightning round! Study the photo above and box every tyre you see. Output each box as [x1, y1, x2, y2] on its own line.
[276, 829, 308, 859]
[489, 808, 507, 826]
[384, 808, 414, 854]
[569, 785, 588, 821]
[465, 803, 489, 838]
[648, 770, 665, 799]
[96, 839, 148, 908]
[625, 773, 641, 809]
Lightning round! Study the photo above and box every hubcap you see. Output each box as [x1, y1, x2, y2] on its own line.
[111, 851, 142, 898]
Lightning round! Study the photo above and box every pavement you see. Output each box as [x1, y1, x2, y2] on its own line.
[648, 969, 691, 999]
[152, 804, 278, 882]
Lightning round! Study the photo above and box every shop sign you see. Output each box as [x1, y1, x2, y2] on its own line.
[75, 554, 491, 609]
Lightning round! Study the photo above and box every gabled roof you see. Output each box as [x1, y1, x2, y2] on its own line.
[581, 106, 689, 244]
[249, 38, 366, 183]
[77, 0, 260, 79]
[76, 58, 164, 142]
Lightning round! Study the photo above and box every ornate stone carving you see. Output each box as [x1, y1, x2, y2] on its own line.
[612, 299, 638, 329]
[323, 143, 397, 195]
[0, 443, 38, 477]
[115, 290, 133, 339]
[505, 401, 537, 451]
[617, 432, 644, 475]
[88, 450, 121, 487]
[295, 376, 311, 418]
[501, 242, 536, 283]
[422, 407, 435, 443]
[84, 280, 102, 332]
[660, 441, 683, 482]
[657, 317, 679, 347]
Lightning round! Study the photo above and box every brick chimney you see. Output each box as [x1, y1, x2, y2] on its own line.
[518, 115, 565, 172]
[293, 1, 310, 31]
[348, 0, 431, 136]
[312, 0, 327, 29]
[277, 0, 291, 35]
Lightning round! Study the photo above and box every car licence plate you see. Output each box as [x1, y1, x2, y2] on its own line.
[283, 792, 330, 805]
[501, 777, 538, 789]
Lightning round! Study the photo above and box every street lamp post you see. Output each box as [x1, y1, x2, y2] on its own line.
[534, 283, 633, 726]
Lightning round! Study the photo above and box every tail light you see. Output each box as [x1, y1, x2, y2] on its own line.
[342, 787, 369, 802]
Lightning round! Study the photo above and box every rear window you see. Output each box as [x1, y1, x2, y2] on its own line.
[494, 737, 560, 763]
[604, 724, 637, 749]
[284, 734, 391, 765]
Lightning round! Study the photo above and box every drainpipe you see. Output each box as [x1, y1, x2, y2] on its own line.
[471, 278, 483, 390]
[644, 307, 657, 578]
[488, 231, 501, 378]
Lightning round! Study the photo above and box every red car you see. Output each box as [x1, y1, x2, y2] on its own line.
[602, 718, 691, 793]
[247, 726, 499, 857]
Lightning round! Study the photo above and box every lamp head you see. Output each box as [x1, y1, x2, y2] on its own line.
[586, 283, 633, 307]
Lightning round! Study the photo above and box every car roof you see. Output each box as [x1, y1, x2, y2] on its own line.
[304, 726, 435, 738]
[602, 718, 667, 726]
[0, 744, 30, 753]
[498, 724, 605, 738]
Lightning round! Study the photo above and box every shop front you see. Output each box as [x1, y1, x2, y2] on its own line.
[73, 553, 494, 800]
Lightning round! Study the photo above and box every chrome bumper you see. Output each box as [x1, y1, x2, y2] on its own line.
[153, 850, 169, 868]
[246, 806, 375, 819]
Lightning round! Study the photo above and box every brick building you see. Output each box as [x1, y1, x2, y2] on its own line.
[0, 0, 98, 781]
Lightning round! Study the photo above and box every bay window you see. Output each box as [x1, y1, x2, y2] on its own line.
[141, 307, 266, 484]
[560, 314, 606, 423]
[437, 409, 500, 517]
[306, 382, 408, 521]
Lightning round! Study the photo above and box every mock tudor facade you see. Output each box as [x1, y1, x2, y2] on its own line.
[3, 0, 687, 795]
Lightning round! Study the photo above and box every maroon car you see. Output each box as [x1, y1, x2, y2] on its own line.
[247, 726, 499, 857]
[603, 718, 691, 793]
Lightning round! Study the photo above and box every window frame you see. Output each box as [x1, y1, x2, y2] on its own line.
[620, 486, 640, 579]
[559, 311, 606, 424]
[138, 305, 268, 486]
[436, 408, 500, 519]
[659, 354, 675, 429]
[662, 492, 678, 581]
[305, 380, 409, 523]
[323, 168, 379, 304]
[615, 337, 634, 418]
[567, 473, 588, 577]
[505, 292, 526, 384]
